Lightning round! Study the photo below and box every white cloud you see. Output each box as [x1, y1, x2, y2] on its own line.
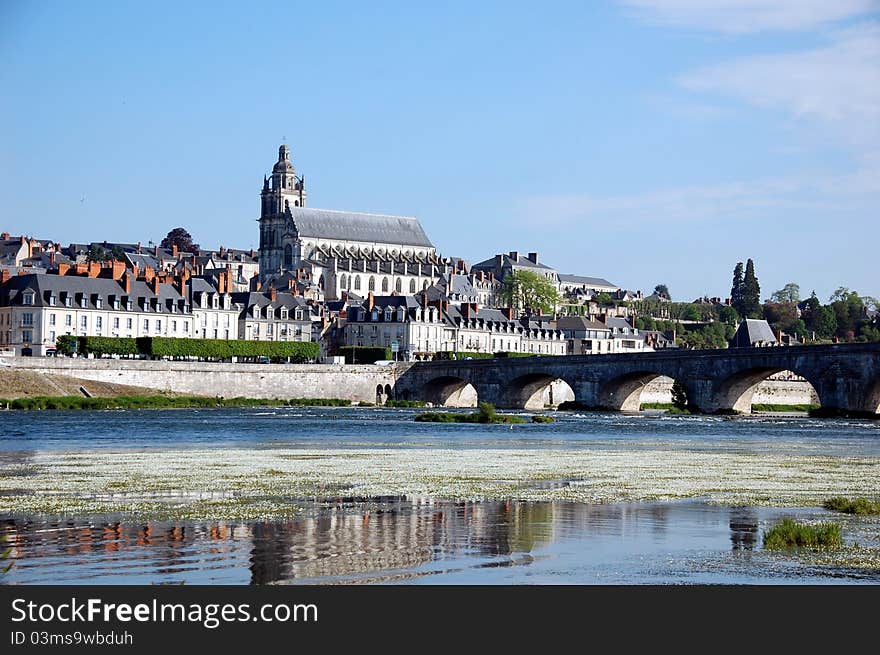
[678, 23, 880, 149]
[621, 0, 878, 34]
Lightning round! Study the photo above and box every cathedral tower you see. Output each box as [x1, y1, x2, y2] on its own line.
[259, 145, 306, 281]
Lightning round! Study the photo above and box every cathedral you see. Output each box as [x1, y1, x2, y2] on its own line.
[258, 145, 443, 298]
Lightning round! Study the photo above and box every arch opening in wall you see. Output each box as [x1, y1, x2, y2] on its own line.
[283, 244, 293, 269]
[715, 368, 821, 414]
[423, 376, 478, 408]
[502, 373, 575, 410]
[599, 371, 675, 412]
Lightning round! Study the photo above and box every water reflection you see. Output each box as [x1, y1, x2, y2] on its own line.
[1, 498, 875, 585]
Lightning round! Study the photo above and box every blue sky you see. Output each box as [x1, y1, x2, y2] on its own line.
[2, 1, 878, 302]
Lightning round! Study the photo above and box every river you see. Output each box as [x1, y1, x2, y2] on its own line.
[1, 407, 879, 584]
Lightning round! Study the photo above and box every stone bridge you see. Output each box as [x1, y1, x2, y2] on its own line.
[393, 343, 880, 415]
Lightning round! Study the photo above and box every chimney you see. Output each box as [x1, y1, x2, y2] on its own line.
[172, 244, 179, 257]
[249, 248, 255, 258]
[74, 262, 88, 276]
[151, 276, 160, 295]
[49, 252, 56, 266]
[144, 266, 155, 283]
[528, 252, 538, 264]
[368, 291, 375, 312]
[110, 259, 125, 280]
[502, 307, 514, 320]
[136, 241, 142, 253]
[122, 271, 132, 295]
[219, 245, 226, 258]
[269, 286, 277, 302]
[462, 303, 470, 319]
[58, 262, 70, 276]
[154, 245, 159, 257]
[0, 232, 9, 240]
[0, 269, 10, 285]
[509, 251, 519, 262]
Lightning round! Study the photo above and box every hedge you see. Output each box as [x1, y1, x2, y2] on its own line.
[337, 346, 392, 364]
[139, 337, 318, 361]
[54, 335, 318, 361]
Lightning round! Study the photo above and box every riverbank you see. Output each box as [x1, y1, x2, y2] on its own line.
[0, 395, 356, 411]
[0, 368, 176, 400]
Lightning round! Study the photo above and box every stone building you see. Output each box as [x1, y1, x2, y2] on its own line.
[257, 145, 436, 286]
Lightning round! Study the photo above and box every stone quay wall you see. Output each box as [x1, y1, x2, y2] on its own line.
[5, 357, 407, 403]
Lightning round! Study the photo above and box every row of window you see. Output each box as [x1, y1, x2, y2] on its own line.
[338, 275, 429, 294]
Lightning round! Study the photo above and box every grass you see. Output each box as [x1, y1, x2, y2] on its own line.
[639, 403, 691, 414]
[752, 403, 820, 413]
[762, 518, 843, 550]
[383, 399, 427, 407]
[823, 497, 880, 515]
[0, 395, 353, 411]
[531, 415, 555, 423]
[415, 402, 528, 424]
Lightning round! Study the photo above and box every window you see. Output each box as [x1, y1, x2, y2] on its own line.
[143, 319, 149, 332]
[410, 279, 416, 293]
[368, 276, 375, 291]
[96, 316, 102, 330]
[80, 316, 88, 329]
[49, 331, 55, 342]
[64, 296, 71, 307]
[125, 299, 132, 311]
[395, 278, 402, 293]
[354, 276, 361, 291]
[22, 293, 34, 306]
[48, 295, 56, 306]
[96, 298, 103, 309]
[65, 314, 72, 327]
[382, 278, 389, 292]
[267, 323, 274, 336]
[340, 274, 347, 289]
[126, 318, 133, 329]
[172, 320, 177, 332]
[184, 322, 190, 333]
[22, 330, 32, 342]
[156, 319, 162, 332]
[22, 313, 33, 326]
[79, 296, 87, 308]
[113, 317, 119, 329]
[49, 313, 56, 326]
[113, 299, 120, 310]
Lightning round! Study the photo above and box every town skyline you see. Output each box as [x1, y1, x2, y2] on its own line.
[2, 1, 878, 302]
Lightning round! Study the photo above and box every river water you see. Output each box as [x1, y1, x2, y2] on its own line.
[1, 407, 879, 585]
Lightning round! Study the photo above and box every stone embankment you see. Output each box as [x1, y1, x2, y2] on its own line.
[2, 356, 407, 403]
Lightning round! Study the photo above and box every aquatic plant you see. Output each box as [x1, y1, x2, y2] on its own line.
[531, 415, 555, 423]
[414, 403, 527, 424]
[762, 518, 842, 550]
[823, 497, 880, 515]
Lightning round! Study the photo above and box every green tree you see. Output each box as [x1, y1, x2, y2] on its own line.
[718, 305, 740, 326]
[771, 283, 800, 304]
[499, 270, 560, 314]
[671, 381, 688, 411]
[730, 262, 745, 317]
[763, 301, 802, 336]
[160, 227, 199, 254]
[653, 283, 670, 299]
[86, 244, 110, 262]
[111, 245, 126, 262]
[742, 259, 761, 318]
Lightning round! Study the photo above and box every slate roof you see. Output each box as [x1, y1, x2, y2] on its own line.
[290, 207, 433, 248]
[1, 273, 187, 312]
[556, 316, 610, 333]
[558, 274, 618, 289]
[730, 319, 778, 347]
[471, 254, 554, 272]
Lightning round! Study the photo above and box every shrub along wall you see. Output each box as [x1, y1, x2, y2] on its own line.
[54, 335, 319, 361]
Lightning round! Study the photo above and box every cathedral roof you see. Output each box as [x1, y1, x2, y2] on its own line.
[289, 207, 434, 249]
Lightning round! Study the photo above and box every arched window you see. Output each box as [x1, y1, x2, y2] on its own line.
[354, 276, 361, 290]
[283, 244, 293, 269]
[294, 200, 299, 207]
[409, 279, 416, 293]
[368, 276, 375, 291]
[395, 278, 402, 293]
[422, 280, 428, 290]
[340, 274, 347, 289]
[382, 277, 389, 292]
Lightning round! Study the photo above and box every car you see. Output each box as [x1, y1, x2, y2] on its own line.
[255, 356, 271, 364]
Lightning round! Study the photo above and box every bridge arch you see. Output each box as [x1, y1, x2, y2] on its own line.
[500, 373, 575, 410]
[714, 367, 820, 413]
[599, 371, 677, 412]
[863, 376, 880, 415]
[423, 375, 478, 408]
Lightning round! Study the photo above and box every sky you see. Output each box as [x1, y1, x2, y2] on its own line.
[1, 0, 878, 303]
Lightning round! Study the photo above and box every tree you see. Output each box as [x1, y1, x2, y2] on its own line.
[730, 262, 745, 317]
[671, 381, 688, 411]
[718, 305, 740, 326]
[771, 283, 800, 304]
[499, 269, 560, 315]
[653, 284, 670, 299]
[111, 245, 126, 262]
[160, 227, 199, 254]
[741, 259, 762, 319]
[86, 244, 110, 262]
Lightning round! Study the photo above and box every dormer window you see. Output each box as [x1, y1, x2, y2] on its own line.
[95, 297, 103, 309]
[253, 306, 260, 319]
[371, 309, 378, 321]
[113, 298, 120, 310]
[280, 308, 288, 320]
[212, 295, 218, 309]
[384, 309, 392, 322]
[79, 295, 87, 308]
[125, 299, 132, 311]
[48, 294, 56, 307]
[294, 309, 303, 321]
[22, 292, 34, 306]
[64, 294, 71, 307]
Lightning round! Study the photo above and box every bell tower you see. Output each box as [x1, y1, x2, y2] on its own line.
[259, 144, 307, 283]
